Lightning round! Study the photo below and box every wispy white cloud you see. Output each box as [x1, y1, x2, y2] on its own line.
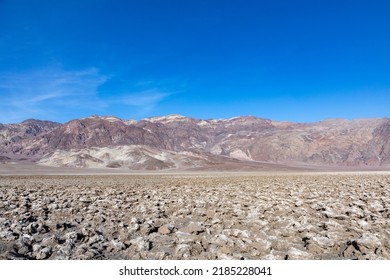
[0, 67, 108, 122]
[112, 90, 172, 116]
[0, 67, 176, 123]
[1, 67, 106, 101]
[121, 90, 171, 107]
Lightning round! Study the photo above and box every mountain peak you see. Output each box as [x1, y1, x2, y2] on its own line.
[145, 114, 190, 123]
[83, 115, 123, 122]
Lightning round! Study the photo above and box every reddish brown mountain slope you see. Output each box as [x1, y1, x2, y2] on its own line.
[1, 115, 389, 169]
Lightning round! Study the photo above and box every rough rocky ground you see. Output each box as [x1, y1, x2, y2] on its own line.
[1, 173, 390, 260]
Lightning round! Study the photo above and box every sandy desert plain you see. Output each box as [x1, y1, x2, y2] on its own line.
[1, 164, 390, 260]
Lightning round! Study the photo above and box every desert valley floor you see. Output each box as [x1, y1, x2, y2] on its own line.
[1, 172, 390, 260]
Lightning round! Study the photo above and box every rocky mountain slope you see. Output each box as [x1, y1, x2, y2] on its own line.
[0, 119, 61, 159]
[0, 115, 389, 170]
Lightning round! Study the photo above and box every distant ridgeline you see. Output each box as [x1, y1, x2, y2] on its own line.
[0, 115, 389, 170]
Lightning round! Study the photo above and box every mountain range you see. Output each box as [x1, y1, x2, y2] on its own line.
[1, 115, 389, 171]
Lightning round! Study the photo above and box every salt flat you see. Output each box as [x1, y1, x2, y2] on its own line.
[1, 173, 390, 260]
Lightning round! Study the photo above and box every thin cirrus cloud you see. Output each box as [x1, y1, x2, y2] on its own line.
[0, 67, 173, 123]
[0, 67, 107, 122]
[120, 90, 173, 114]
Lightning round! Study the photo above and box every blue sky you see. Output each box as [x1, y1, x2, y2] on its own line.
[0, 0, 389, 123]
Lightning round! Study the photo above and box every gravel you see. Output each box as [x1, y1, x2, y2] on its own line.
[0, 173, 390, 260]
